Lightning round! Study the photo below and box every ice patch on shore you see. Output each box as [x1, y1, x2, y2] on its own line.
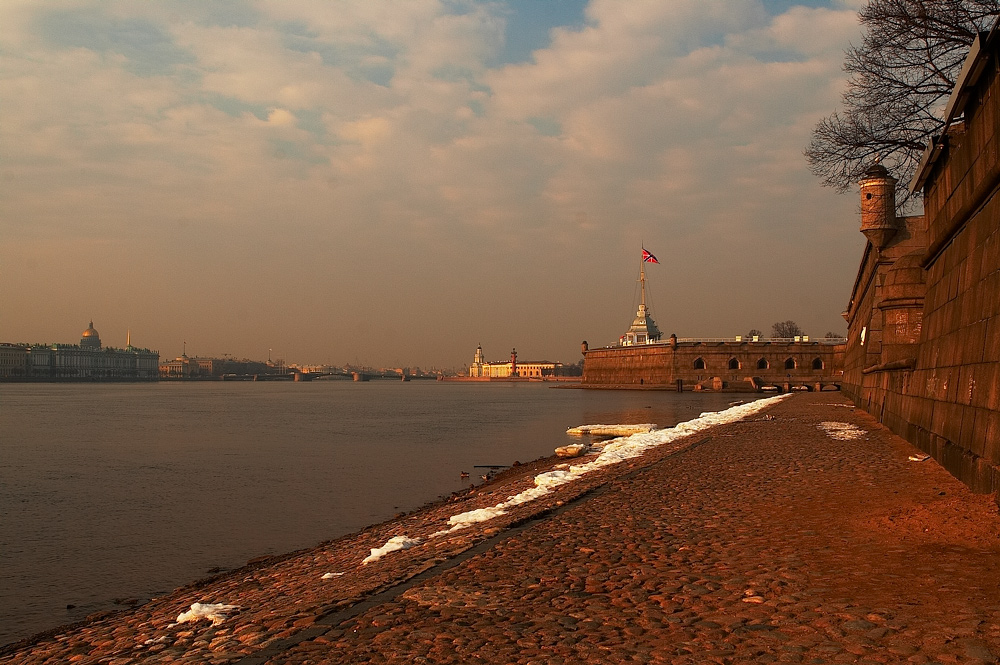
[567, 424, 657, 436]
[534, 469, 575, 488]
[363, 535, 422, 564]
[449, 507, 506, 527]
[176, 602, 238, 626]
[366, 395, 790, 561]
[818, 421, 865, 440]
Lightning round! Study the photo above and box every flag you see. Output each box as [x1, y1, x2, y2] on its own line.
[642, 248, 659, 264]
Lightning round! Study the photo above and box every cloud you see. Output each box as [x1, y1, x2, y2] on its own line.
[34, 6, 194, 76]
[1, 1, 868, 364]
[265, 108, 296, 127]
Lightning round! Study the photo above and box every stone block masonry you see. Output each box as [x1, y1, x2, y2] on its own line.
[582, 339, 844, 391]
[844, 26, 1000, 494]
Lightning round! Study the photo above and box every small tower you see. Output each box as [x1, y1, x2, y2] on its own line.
[470, 344, 485, 377]
[859, 163, 899, 250]
[510, 348, 518, 377]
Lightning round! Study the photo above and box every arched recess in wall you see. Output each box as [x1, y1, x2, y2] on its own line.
[812, 357, 823, 370]
[728, 357, 740, 370]
[784, 357, 796, 370]
[693, 357, 706, 370]
[756, 357, 769, 370]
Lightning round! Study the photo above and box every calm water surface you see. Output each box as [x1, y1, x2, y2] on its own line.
[0, 381, 741, 645]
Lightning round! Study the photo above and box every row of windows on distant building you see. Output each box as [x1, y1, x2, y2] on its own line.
[694, 357, 825, 371]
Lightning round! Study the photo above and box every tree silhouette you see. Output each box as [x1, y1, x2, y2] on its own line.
[772, 321, 804, 338]
[806, 0, 999, 209]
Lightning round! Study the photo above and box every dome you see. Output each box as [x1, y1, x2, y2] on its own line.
[863, 163, 890, 179]
[80, 321, 102, 349]
[623, 304, 662, 344]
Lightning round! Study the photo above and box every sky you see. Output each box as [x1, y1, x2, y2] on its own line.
[1, 0, 874, 369]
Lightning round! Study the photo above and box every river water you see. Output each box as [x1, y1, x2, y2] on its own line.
[0, 381, 740, 645]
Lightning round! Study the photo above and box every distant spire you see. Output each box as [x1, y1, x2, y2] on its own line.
[126, 329, 131, 347]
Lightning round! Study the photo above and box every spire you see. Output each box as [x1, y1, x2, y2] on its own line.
[639, 262, 648, 313]
[621, 249, 662, 346]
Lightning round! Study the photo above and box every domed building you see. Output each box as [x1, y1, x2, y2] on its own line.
[80, 321, 102, 350]
[621, 301, 661, 346]
[9, 321, 160, 381]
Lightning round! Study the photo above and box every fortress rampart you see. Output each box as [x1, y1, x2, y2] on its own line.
[582, 339, 845, 391]
[842, 28, 1000, 493]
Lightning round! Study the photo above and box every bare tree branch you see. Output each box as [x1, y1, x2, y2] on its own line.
[806, 0, 999, 209]
[772, 321, 805, 338]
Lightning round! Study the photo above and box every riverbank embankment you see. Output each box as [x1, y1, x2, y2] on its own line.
[5, 392, 1000, 664]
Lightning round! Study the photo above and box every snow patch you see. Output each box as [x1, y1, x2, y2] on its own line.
[362, 395, 789, 564]
[449, 506, 506, 527]
[176, 602, 238, 626]
[321, 572, 345, 579]
[362, 535, 422, 564]
[567, 424, 657, 436]
[438, 395, 790, 533]
[818, 421, 865, 440]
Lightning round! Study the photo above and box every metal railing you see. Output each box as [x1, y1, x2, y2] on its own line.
[602, 336, 847, 350]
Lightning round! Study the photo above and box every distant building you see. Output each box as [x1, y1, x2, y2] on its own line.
[582, 265, 845, 390]
[159, 353, 199, 378]
[469, 345, 564, 378]
[0, 344, 29, 378]
[1, 322, 160, 381]
[159, 353, 231, 378]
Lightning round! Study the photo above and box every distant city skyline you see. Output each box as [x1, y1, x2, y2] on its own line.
[3, 1, 870, 368]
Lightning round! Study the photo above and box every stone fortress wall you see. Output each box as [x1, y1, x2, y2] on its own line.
[582, 337, 845, 391]
[843, 26, 1000, 493]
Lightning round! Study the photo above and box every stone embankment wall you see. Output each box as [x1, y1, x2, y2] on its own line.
[582, 340, 845, 390]
[843, 28, 1000, 493]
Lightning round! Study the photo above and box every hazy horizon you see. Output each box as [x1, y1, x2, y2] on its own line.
[3, 0, 873, 368]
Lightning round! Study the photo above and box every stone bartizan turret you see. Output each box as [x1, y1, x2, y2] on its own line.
[859, 163, 899, 251]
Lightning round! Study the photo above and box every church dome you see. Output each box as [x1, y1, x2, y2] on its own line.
[81, 321, 102, 349]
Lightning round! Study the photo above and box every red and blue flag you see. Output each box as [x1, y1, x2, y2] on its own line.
[642, 248, 659, 264]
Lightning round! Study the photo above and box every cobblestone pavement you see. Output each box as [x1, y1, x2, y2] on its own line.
[5, 393, 1000, 664]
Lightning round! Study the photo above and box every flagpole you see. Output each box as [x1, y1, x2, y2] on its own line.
[639, 247, 647, 312]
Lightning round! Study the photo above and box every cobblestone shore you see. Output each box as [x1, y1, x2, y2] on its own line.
[5, 393, 1000, 664]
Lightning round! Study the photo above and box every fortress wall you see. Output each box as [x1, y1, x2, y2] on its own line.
[582, 342, 844, 389]
[843, 32, 1000, 493]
